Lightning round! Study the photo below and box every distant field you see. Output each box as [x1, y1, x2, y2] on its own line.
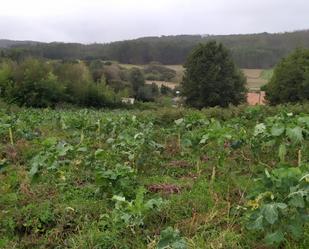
[163, 66, 272, 90]
[243, 69, 267, 90]
[119, 63, 272, 90]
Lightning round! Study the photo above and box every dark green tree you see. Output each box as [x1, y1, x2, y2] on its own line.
[129, 67, 145, 97]
[89, 60, 104, 82]
[182, 41, 246, 108]
[265, 48, 309, 105]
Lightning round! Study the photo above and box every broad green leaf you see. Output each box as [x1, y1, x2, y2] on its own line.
[145, 198, 164, 210]
[247, 215, 263, 230]
[298, 116, 309, 127]
[157, 227, 187, 249]
[112, 195, 126, 202]
[199, 134, 209, 144]
[271, 125, 285, 137]
[262, 204, 278, 224]
[276, 203, 287, 209]
[286, 127, 303, 144]
[289, 194, 305, 208]
[264, 230, 284, 245]
[95, 149, 104, 157]
[288, 223, 303, 238]
[77, 147, 87, 152]
[273, 167, 301, 179]
[174, 118, 184, 125]
[253, 123, 266, 136]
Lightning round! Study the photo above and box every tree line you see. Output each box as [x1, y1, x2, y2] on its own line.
[0, 58, 177, 108]
[1, 30, 309, 68]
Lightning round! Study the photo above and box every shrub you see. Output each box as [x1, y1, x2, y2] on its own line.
[265, 48, 309, 105]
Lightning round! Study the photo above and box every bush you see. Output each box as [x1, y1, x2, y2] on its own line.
[265, 48, 309, 105]
[137, 83, 159, 102]
[144, 64, 176, 81]
[0, 59, 121, 108]
[3, 59, 65, 107]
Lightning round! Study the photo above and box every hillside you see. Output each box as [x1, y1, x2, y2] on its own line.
[1, 30, 309, 68]
[0, 39, 39, 48]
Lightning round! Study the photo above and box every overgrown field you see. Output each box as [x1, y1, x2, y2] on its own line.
[1, 104, 309, 248]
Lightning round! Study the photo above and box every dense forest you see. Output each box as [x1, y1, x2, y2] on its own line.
[1, 30, 309, 68]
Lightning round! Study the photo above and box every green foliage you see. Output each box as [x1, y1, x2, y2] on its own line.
[112, 187, 164, 229]
[0, 58, 121, 108]
[261, 69, 274, 81]
[250, 112, 309, 163]
[15, 202, 55, 234]
[129, 67, 145, 97]
[0, 105, 308, 248]
[3, 30, 309, 68]
[95, 163, 137, 198]
[182, 41, 247, 108]
[245, 166, 309, 245]
[144, 63, 176, 81]
[160, 85, 174, 96]
[137, 83, 160, 102]
[266, 48, 309, 105]
[29, 138, 73, 177]
[157, 227, 187, 249]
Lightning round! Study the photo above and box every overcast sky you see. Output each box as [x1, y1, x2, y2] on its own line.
[0, 0, 308, 43]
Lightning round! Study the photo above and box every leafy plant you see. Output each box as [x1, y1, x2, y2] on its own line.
[111, 187, 164, 229]
[157, 227, 187, 249]
[95, 163, 137, 197]
[29, 138, 73, 177]
[244, 165, 309, 245]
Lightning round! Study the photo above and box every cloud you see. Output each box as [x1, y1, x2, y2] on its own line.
[0, 0, 308, 43]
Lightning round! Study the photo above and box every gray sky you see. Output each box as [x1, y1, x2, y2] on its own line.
[0, 0, 308, 43]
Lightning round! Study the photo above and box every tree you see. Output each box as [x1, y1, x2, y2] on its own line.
[129, 68, 145, 98]
[182, 41, 246, 108]
[265, 48, 309, 105]
[0, 59, 120, 108]
[89, 60, 104, 82]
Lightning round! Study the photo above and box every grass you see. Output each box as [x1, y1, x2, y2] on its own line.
[261, 69, 274, 81]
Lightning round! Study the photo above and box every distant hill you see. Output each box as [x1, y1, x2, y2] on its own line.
[0, 39, 39, 48]
[1, 30, 309, 68]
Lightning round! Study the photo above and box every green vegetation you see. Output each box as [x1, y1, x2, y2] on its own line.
[261, 69, 274, 81]
[182, 42, 246, 108]
[0, 59, 174, 108]
[2, 30, 309, 68]
[1, 103, 308, 248]
[144, 63, 177, 82]
[265, 48, 309, 105]
[0, 58, 121, 108]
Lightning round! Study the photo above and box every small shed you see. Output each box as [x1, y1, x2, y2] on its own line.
[121, 97, 135, 105]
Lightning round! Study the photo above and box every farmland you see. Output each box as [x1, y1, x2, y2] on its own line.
[1, 103, 308, 248]
[121, 63, 272, 91]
